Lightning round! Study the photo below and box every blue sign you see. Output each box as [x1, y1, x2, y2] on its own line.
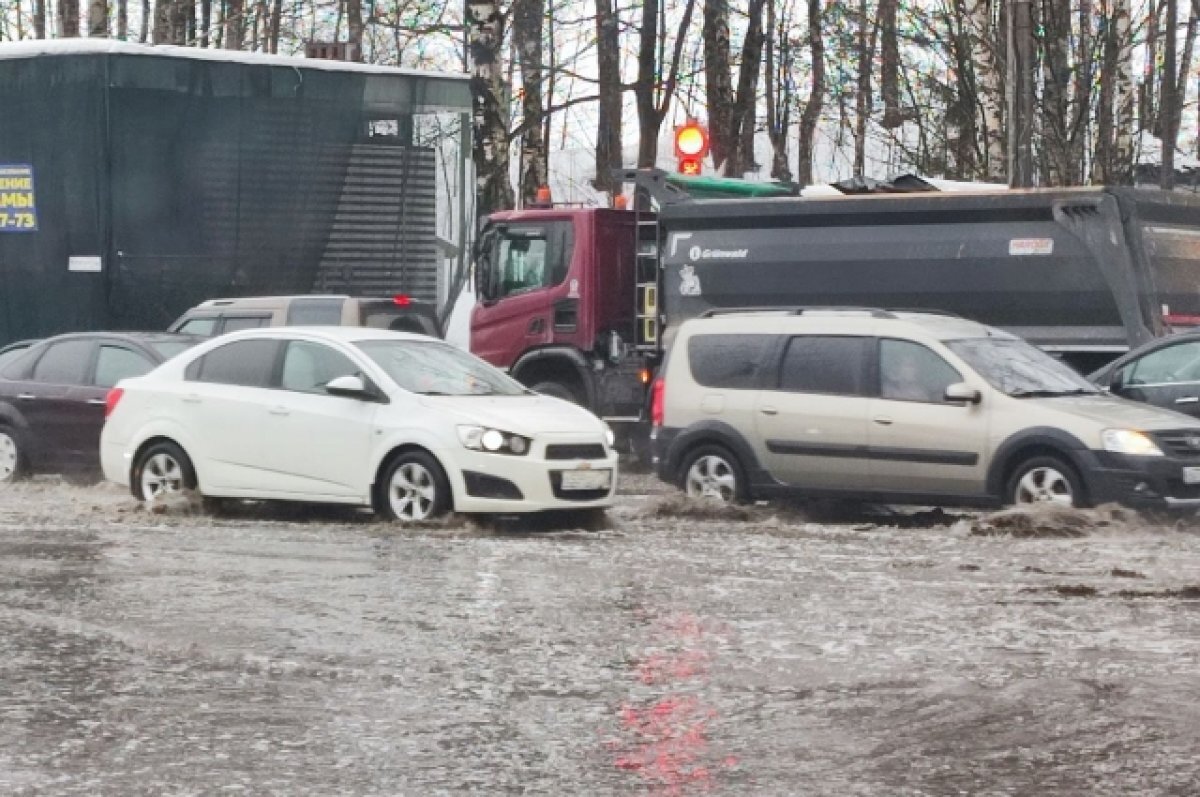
[0, 164, 38, 232]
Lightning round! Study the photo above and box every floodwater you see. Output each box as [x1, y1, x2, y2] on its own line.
[2, 477, 1200, 795]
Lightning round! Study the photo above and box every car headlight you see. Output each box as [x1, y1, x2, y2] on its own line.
[605, 425, 615, 448]
[1101, 429, 1164, 457]
[457, 425, 530, 456]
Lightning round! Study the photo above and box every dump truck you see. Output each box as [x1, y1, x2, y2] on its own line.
[469, 170, 1200, 447]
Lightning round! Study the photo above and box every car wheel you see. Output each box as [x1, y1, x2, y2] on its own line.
[530, 381, 581, 405]
[1006, 455, 1087, 508]
[0, 426, 26, 483]
[379, 451, 451, 522]
[681, 444, 748, 503]
[132, 441, 197, 502]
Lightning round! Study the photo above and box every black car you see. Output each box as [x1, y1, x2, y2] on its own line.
[1089, 331, 1200, 419]
[0, 332, 201, 482]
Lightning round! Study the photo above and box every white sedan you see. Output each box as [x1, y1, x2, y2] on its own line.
[100, 327, 617, 521]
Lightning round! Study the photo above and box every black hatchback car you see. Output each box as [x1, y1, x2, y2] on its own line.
[0, 332, 201, 482]
[1089, 331, 1200, 419]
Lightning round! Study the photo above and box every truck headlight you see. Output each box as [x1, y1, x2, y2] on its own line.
[605, 425, 616, 448]
[457, 425, 530, 455]
[1101, 429, 1164, 456]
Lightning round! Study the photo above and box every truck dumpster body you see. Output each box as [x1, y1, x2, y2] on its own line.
[658, 187, 1200, 365]
[0, 40, 470, 346]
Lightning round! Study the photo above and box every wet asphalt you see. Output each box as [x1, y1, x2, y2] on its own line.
[2, 476, 1200, 796]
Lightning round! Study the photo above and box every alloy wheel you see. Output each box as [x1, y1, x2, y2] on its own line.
[387, 462, 438, 521]
[685, 454, 739, 502]
[0, 431, 17, 482]
[141, 452, 186, 500]
[1014, 466, 1074, 506]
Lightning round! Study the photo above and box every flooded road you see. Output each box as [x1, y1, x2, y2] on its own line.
[2, 477, 1200, 795]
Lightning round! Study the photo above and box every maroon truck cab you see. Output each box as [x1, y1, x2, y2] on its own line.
[470, 207, 650, 423]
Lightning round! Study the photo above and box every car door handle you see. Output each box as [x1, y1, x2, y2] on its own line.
[873, 416, 894, 425]
[87, 398, 106, 406]
[182, 394, 202, 404]
[1175, 396, 1199, 405]
[16, 393, 36, 401]
[268, 406, 291, 416]
[759, 406, 778, 416]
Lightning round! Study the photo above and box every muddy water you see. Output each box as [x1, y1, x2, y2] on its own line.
[2, 480, 1200, 795]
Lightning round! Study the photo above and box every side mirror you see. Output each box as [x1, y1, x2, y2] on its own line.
[944, 382, 982, 405]
[1108, 369, 1126, 394]
[326, 374, 382, 401]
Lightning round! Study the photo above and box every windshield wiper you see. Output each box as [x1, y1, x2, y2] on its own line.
[1009, 388, 1098, 398]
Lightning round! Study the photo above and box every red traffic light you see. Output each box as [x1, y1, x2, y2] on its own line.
[674, 120, 709, 174]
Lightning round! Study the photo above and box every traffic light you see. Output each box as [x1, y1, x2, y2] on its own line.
[674, 120, 709, 175]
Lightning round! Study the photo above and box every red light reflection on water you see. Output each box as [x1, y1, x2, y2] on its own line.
[606, 612, 739, 794]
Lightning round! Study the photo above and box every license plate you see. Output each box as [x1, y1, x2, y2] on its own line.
[561, 468, 612, 491]
[1184, 466, 1200, 485]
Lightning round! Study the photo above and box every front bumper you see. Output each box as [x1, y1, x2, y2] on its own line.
[445, 435, 618, 514]
[1081, 449, 1200, 509]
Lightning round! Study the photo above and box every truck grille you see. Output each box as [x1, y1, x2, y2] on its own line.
[1153, 430, 1200, 459]
[545, 443, 606, 460]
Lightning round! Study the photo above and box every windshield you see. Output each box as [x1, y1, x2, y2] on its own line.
[355, 340, 527, 396]
[946, 337, 1099, 396]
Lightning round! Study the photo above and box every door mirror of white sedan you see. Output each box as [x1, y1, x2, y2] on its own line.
[944, 382, 982, 405]
[326, 374, 377, 401]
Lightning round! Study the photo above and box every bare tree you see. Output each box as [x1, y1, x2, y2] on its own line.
[347, 0, 363, 59]
[853, 0, 878, 174]
[33, 0, 46, 37]
[634, 0, 697, 167]
[58, 0, 79, 36]
[467, 0, 515, 215]
[225, 0, 244, 48]
[513, 0, 547, 203]
[764, 0, 793, 180]
[967, 0, 1004, 180]
[797, 0, 825, 186]
[88, 0, 107, 36]
[593, 0, 623, 193]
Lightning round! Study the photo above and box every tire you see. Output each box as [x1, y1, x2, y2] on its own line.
[0, 425, 26, 483]
[1006, 455, 1088, 508]
[680, 444, 749, 503]
[530, 380, 582, 405]
[131, 441, 198, 502]
[377, 450, 452, 522]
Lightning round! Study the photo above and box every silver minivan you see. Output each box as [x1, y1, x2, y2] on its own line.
[651, 309, 1200, 509]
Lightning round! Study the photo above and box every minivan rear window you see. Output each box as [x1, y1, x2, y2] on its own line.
[687, 334, 775, 389]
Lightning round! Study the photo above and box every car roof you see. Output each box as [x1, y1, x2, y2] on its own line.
[36, 331, 203, 345]
[192, 294, 436, 308]
[678, 308, 1010, 342]
[215, 325, 439, 343]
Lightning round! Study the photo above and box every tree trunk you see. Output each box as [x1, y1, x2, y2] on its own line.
[58, 0, 80, 36]
[467, 0, 515, 216]
[1162, 0, 1178, 188]
[33, 0, 46, 37]
[593, 0, 623, 193]
[797, 0, 825, 186]
[1142, 0, 1161, 132]
[88, 0, 107, 36]
[1113, 0, 1136, 182]
[967, 0, 1004, 180]
[729, 0, 765, 176]
[853, 0, 878, 175]
[879, 0, 902, 128]
[268, 0, 280, 52]
[764, 0, 792, 181]
[1041, 0, 1072, 184]
[703, 0, 733, 171]
[138, 0, 148, 40]
[947, 0, 977, 177]
[1172, 0, 1200, 139]
[634, 0, 696, 169]
[346, 0, 363, 60]
[513, 0, 547, 205]
[200, 0, 211, 45]
[1069, 0, 1093, 180]
[225, 0, 244, 48]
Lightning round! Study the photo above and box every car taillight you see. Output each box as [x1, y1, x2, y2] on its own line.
[650, 377, 665, 427]
[104, 387, 124, 419]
